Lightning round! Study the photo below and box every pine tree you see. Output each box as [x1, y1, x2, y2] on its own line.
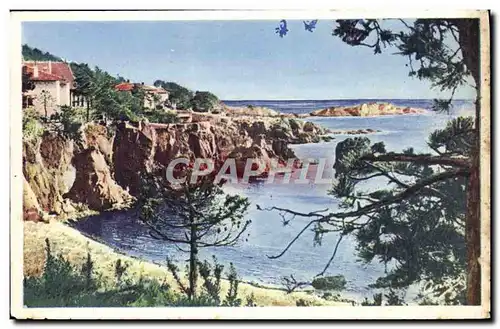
[271, 18, 484, 304]
[139, 172, 251, 300]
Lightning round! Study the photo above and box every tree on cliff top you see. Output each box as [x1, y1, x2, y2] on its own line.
[191, 91, 220, 113]
[139, 172, 251, 300]
[268, 18, 483, 305]
[22, 44, 62, 62]
[154, 80, 194, 110]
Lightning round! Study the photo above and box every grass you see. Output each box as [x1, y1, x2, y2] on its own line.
[23, 220, 346, 306]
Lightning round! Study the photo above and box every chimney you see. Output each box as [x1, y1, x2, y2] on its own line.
[33, 65, 39, 78]
[48, 61, 52, 74]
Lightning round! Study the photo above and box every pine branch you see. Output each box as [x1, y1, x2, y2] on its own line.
[261, 168, 469, 260]
[361, 153, 471, 169]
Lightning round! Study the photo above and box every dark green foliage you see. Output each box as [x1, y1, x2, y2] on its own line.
[139, 173, 251, 300]
[361, 293, 383, 306]
[165, 255, 253, 306]
[154, 80, 194, 110]
[245, 293, 257, 307]
[271, 18, 480, 305]
[22, 66, 36, 108]
[22, 66, 35, 93]
[141, 110, 179, 124]
[329, 118, 471, 300]
[22, 44, 62, 61]
[153, 80, 221, 111]
[384, 289, 406, 305]
[114, 259, 129, 283]
[191, 91, 219, 112]
[24, 238, 96, 307]
[330, 19, 478, 111]
[222, 263, 242, 306]
[81, 248, 96, 291]
[197, 256, 224, 304]
[428, 116, 475, 156]
[88, 67, 141, 122]
[49, 105, 86, 141]
[70, 62, 94, 97]
[361, 290, 406, 306]
[23, 238, 233, 307]
[311, 275, 347, 291]
[264, 117, 472, 305]
[22, 107, 45, 141]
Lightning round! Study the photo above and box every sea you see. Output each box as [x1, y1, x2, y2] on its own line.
[72, 99, 475, 301]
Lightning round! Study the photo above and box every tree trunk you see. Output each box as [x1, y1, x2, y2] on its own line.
[457, 18, 481, 305]
[86, 98, 90, 122]
[188, 224, 198, 300]
[466, 100, 481, 305]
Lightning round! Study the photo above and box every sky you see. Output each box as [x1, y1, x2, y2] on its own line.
[22, 20, 476, 100]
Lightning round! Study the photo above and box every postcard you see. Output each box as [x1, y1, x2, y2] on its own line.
[10, 9, 491, 320]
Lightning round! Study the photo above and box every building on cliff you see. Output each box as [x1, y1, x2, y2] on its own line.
[22, 61, 80, 116]
[115, 82, 169, 109]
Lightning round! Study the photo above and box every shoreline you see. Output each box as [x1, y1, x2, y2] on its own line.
[23, 218, 349, 306]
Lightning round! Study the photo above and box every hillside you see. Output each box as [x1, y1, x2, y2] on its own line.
[22, 44, 63, 62]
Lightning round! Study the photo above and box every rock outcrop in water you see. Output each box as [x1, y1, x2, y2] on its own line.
[310, 102, 426, 117]
[22, 113, 329, 217]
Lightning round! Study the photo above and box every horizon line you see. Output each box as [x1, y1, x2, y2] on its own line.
[221, 98, 474, 102]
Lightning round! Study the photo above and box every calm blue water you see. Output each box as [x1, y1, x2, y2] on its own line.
[72, 99, 474, 300]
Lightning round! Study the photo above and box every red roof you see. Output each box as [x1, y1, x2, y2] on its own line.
[23, 61, 74, 83]
[24, 66, 61, 81]
[50, 62, 74, 83]
[115, 82, 135, 92]
[115, 83, 168, 94]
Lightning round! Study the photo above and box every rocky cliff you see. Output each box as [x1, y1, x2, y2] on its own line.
[310, 102, 426, 117]
[22, 114, 329, 219]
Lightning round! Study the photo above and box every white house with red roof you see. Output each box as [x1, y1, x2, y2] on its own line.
[23, 61, 75, 116]
[115, 82, 169, 109]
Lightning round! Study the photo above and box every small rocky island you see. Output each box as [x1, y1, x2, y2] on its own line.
[310, 102, 427, 117]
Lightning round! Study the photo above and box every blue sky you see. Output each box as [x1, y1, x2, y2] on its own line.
[22, 20, 476, 100]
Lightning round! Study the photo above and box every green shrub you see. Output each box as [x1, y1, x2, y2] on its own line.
[311, 275, 347, 291]
[22, 107, 45, 141]
[49, 105, 86, 141]
[191, 91, 219, 112]
[24, 239, 176, 307]
[141, 110, 179, 124]
[23, 239, 254, 307]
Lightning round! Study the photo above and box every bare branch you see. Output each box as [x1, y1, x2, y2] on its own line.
[361, 153, 471, 169]
[266, 219, 322, 259]
[316, 234, 345, 277]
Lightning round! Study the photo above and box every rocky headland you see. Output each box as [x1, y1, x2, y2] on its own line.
[310, 102, 427, 117]
[22, 112, 333, 221]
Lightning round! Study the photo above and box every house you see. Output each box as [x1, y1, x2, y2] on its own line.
[22, 61, 76, 117]
[114, 82, 169, 109]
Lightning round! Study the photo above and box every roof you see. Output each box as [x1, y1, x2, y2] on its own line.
[50, 62, 74, 83]
[115, 82, 135, 92]
[23, 61, 74, 83]
[115, 83, 169, 94]
[24, 66, 62, 81]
